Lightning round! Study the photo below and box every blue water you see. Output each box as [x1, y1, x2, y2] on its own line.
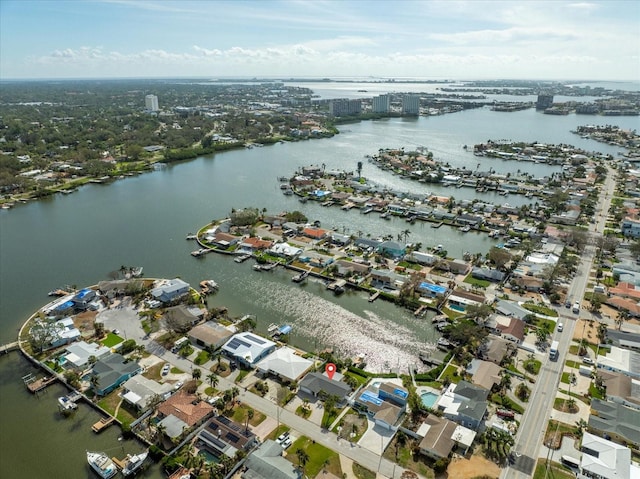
[421, 392, 438, 408]
[449, 304, 465, 312]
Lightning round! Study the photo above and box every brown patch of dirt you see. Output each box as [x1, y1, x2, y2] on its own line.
[444, 454, 500, 479]
[73, 311, 97, 335]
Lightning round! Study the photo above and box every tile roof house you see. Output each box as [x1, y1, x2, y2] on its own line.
[298, 372, 351, 403]
[92, 353, 143, 396]
[242, 440, 302, 479]
[239, 237, 273, 252]
[157, 390, 214, 439]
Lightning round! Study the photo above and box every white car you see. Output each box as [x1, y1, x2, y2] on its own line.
[161, 364, 170, 376]
[583, 357, 595, 365]
[281, 437, 292, 449]
[276, 432, 289, 444]
[174, 381, 183, 390]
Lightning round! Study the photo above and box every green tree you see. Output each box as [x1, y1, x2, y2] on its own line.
[245, 408, 254, 432]
[207, 373, 219, 390]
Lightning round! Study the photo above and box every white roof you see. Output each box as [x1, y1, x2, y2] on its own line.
[222, 332, 276, 366]
[256, 347, 313, 382]
[64, 341, 111, 367]
[452, 425, 476, 448]
[581, 432, 631, 479]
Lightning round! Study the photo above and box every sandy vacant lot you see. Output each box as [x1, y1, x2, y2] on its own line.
[443, 455, 501, 479]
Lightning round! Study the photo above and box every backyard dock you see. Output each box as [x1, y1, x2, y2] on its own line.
[0, 341, 19, 354]
[23, 373, 57, 393]
[92, 416, 115, 433]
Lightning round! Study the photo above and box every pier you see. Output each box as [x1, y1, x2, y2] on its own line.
[23, 373, 57, 393]
[0, 341, 19, 354]
[92, 416, 116, 433]
[368, 290, 380, 302]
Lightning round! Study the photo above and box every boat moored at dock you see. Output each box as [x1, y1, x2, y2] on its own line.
[87, 451, 118, 479]
[120, 450, 149, 477]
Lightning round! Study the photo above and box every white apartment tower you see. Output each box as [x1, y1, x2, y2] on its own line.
[145, 94, 159, 111]
[402, 94, 420, 116]
[372, 94, 390, 113]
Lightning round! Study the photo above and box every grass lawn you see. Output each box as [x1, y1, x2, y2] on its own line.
[322, 406, 343, 429]
[231, 404, 266, 427]
[288, 436, 342, 478]
[589, 383, 605, 400]
[438, 364, 462, 384]
[266, 424, 290, 442]
[523, 359, 542, 375]
[463, 275, 490, 288]
[382, 435, 435, 478]
[143, 361, 166, 381]
[296, 405, 312, 419]
[170, 366, 183, 374]
[544, 420, 578, 448]
[565, 360, 579, 369]
[344, 370, 370, 388]
[533, 460, 576, 479]
[101, 333, 124, 348]
[353, 462, 377, 479]
[193, 350, 209, 365]
[490, 393, 525, 414]
[553, 398, 579, 413]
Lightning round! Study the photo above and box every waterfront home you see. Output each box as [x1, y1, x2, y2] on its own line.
[435, 259, 471, 276]
[262, 215, 286, 227]
[479, 336, 515, 365]
[269, 242, 302, 259]
[447, 289, 486, 313]
[436, 381, 489, 430]
[377, 240, 406, 259]
[416, 282, 448, 298]
[121, 375, 174, 410]
[196, 415, 257, 459]
[150, 278, 190, 304]
[42, 317, 80, 349]
[255, 346, 314, 383]
[97, 280, 130, 299]
[301, 226, 328, 240]
[239, 236, 273, 253]
[580, 432, 639, 479]
[407, 251, 438, 266]
[595, 371, 640, 410]
[471, 267, 506, 283]
[242, 440, 302, 479]
[163, 305, 203, 333]
[418, 415, 476, 460]
[221, 332, 276, 368]
[353, 237, 382, 251]
[371, 269, 406, 291]
[209, 232, 240, 250]
[457, 213, 484, 228]
[62, 341, 111, 369]
[91, 353, 143, 396]
[334, 259, 371, 278]
[156, 390, 214, 440]
[298, 371, 351, 403]
[72, 288, 97, 310]
[589, 399, 640, 448]
[329, 232, 351, 247]
[188, 321, 234, 350]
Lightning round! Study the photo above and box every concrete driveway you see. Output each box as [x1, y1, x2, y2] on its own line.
[358, 419, 395, 455]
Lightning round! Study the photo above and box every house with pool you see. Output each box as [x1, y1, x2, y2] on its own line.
[352, 381, 408, 430]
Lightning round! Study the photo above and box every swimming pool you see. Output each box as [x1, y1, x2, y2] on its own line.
[421, 391, 439, 409]
[449, 304, 465, 312]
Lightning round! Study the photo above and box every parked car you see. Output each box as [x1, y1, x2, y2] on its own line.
[174, 381, 183, 390]
[276, 432, 289, 444]
[161, 364, 170, 376]
[281, 438, 292, 449]
[583, 357, 595, 365]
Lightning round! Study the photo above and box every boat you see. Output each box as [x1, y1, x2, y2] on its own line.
[199, 280, 219, 294]
[130, 266, 143, 278]
[234, 253, 251, 263]
[267, 323, 279, 334]
[380, 211, 390, 219]
[292, 270, 309, 283]
[58, 395, 78, 413]
[121, 450, 149, 477]
[191, 249, 208, 257]
[185, 233, 198, 240]
[437, 338, 453, 350]
[253, 264, 263, 271]
[87, 451, 118, 479]
[460, 225, 471, 232]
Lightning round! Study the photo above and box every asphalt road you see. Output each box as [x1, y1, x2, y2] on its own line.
[501, 165, 617, 478]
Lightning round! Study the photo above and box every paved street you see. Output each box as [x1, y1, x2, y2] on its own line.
[501, 166, 617, 478]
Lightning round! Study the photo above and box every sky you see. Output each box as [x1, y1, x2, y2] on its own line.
[1, 0, 638, 81]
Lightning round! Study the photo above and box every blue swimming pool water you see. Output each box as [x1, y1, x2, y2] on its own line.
[421, 392, 438, 409]
[449, 304, 465, 312]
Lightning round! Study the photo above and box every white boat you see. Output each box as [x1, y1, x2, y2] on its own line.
[234, 253, 251, 263]
[58, 395, 78, 411]
[87, 451, 118, 479]
[121, 450, 149, 476]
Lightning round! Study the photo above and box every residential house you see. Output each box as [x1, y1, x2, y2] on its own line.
[579, 432, 639, 479]
[496, 317, 526, 344]
[353, 237, 382, 251]
[471, 267, 506, 283]
[596, 371, 640, 410]
[329, 233, 351, 247]
[457, 213, 484, 228]
[269, 243, 302, 259]
[418, 415, 476, 459]
[44, 317, 81, 349]
[334, 259, 371, 278]
[92, 353, 142, 396]
[377, 241, 406, 259]
[352, 382, 408, 430]
[496, 300, 533, 321]
[62, 341, 111, 369]
[255, 346, 314, 383]
[605, 296, 640, 317]
[371, 269, 406, 291]
[73, 288, 97, 310]
[597, 346, 640, 379]
[480, 336, 515, 365]
[621, 217, 640, 238]
[447, 289, 485, 313]
[407, 251, 438, 266]
[242, 440, 302, 479]
[150, 278, 191, 304]
[301, 227, 328, 241]
[440, 259, 471, 276]
[210, 232, 240, 250]
[298, 372, 351, 403]
[188, 321, 234, 350]
[196, 415, 257, 459]
[164, 305, 203, 332]
[607, 330, 640, 351]
[416, 282, 448, 298]
[589, 399, 640, 448]
[607, 282, 640, 301]
[436, 381, 489, 430]
[239, 237, 273, 253]
[121, 375, 173, 410]
[466, 359, 502, 391]
[221, 332, 277, 368]
[97, 280, 129, 299]
[156, 390, 214, 440]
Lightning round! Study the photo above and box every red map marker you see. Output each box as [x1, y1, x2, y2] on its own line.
[325, 363, 336, 380]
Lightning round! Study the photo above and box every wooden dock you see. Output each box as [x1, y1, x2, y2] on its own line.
[92, 417, 115, 433]
[23, 373, 57, 393]
[368, 291, 380, 302]
[0, 341, 19, 354]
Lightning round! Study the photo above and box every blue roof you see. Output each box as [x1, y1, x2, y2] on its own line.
[55, 300, 75, 311]
[359, 390, 383, 406]
[419, 283, 447, 294]
[393, 388, 408, 399]
[76, 288, 93, 299]
[278, 325, 292, 335]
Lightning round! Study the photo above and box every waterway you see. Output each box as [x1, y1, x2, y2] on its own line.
[0, 102, 637, 478]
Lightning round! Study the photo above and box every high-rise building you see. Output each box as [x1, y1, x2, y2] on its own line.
[402, 95, 420, 116]
[329, 99, 362, 117]
[372, 94, 390, 113]
[536, 94, 553, 110]
[145, 94, 159, 111]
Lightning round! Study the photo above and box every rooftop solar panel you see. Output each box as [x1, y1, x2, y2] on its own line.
[246, 334, 265, 345]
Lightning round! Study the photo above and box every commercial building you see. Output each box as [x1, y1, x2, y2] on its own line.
[402, 95, 420, 115]
[329, 99, 361, 117]
[145, 94, 159, 111]
[372, 94, 390, 113]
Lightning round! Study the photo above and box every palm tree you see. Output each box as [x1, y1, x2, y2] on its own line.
[155, 422, 167, 445]
[207, 373, 219, 391]
[402, 229, 411, 244]
[245, 408, 254, 432]
[192, 367, 201, 381]
[615, 310, 628, 331]
[296, 448, 310, 475]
